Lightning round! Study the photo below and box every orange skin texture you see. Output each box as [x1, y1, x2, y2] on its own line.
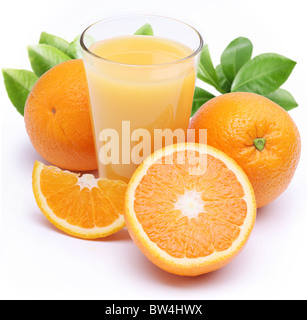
[189, 92, 301, 208]
[24, 59, 97, 171]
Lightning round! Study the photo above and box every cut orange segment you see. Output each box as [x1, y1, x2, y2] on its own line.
[32, 161, 127, 239]
[125, 143, 256, 276]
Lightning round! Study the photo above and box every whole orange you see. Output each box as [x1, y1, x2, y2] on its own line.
[189, 92, 301, 208]
[24, 59, 97, 171]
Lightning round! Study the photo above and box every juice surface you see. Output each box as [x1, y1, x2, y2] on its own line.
[84, 35, 196, 182]
[92, 35, 193, 65]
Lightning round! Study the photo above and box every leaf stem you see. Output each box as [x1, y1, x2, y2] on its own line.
[253, 138, 266, 151]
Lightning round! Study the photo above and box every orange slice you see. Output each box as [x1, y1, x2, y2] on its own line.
[125, 143, 256, 276]
[32, 161, 126, 239]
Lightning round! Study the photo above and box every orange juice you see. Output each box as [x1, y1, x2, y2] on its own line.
[84, 35, 196, 182]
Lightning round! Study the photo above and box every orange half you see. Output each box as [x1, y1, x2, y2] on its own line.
[125, 143, 256, 276]
[32, 161, 126, 239]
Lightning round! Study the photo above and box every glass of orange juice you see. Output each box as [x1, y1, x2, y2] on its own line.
[81, 15, 203, 182]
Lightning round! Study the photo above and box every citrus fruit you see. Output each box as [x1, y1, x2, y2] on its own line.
[25, 59, 97, 171]
[32, 161, 126, 239]
[125, 143, 256, 276]
[189, 92, 301, 208]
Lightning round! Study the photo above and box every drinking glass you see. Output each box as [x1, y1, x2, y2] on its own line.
[81, 15, 203, 182]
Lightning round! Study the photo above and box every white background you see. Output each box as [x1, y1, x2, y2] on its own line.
[0, 0, 306, 300]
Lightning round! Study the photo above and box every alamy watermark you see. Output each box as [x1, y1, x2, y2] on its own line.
[97, 121, 207, 175]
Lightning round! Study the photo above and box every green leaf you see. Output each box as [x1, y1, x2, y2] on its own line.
[68, 35, 96, 59]
[2, 69, 38, 116]
[216, 64, 231, 93]
[191, 86, 215, 116]
[265, 88, 298, 111]
[197, 45, 220, 91]
[231, 53, 296, 95]
[39, 32, 72, 57]
[221, 37, 253, 83]
[134, 23, 154, 36]
[27, 44, 71, 77]
[68, 36, 82, 59]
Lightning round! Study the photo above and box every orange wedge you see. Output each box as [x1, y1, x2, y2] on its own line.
[125, 143, 256, 276]
[32, 161, 126, 239]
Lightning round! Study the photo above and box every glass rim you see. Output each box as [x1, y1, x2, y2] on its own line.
[80, 14, 204, 67]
